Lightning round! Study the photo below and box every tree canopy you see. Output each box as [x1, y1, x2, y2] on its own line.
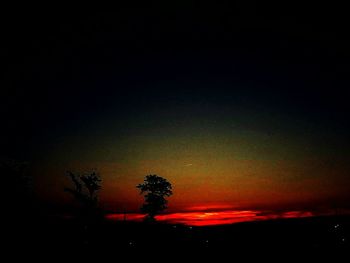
[137, 175, 172, 221]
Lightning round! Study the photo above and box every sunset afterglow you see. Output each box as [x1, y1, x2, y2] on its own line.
[3, 8, 350, 255]
[5, 8, 350, 230]
[105, 210, 314, 226]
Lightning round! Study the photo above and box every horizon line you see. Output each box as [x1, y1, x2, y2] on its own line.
[104, 208, 347, 226]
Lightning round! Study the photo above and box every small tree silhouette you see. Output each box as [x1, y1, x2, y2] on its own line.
[137, 174, 172, 222]
[65, 171, 101, 208]
[65, 171, 102, 235]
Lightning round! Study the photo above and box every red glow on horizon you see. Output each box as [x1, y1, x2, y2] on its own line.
[105, 213, 145, 221]
[105, 210, 313, 226]
[183, 204, 237, 212]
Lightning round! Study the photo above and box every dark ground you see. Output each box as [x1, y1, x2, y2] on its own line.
[7, 214, 350, 260]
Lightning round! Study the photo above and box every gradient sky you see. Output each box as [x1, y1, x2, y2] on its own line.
[2, 7, 350, 214]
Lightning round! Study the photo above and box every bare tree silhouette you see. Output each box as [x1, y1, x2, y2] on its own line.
[65, 171, 101, 208]
[65, 170, 102, 244]
[137, 174, 172, 222]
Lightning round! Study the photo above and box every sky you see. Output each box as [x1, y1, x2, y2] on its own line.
[2, 6, 350, 215]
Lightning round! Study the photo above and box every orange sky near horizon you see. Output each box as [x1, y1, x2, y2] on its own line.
[29, 97, 350, 215]
[33, 129, 350, 214]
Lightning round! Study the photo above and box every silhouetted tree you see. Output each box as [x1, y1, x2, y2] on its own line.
[65, 171, 101, 208]
[65, 171, 102, 237]
[137, 174, 172, 222]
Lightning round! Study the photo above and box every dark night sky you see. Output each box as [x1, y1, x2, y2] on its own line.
[2, 5, 350, 212]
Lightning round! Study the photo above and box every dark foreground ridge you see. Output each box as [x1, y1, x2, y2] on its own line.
[7, 214, 350, 259]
